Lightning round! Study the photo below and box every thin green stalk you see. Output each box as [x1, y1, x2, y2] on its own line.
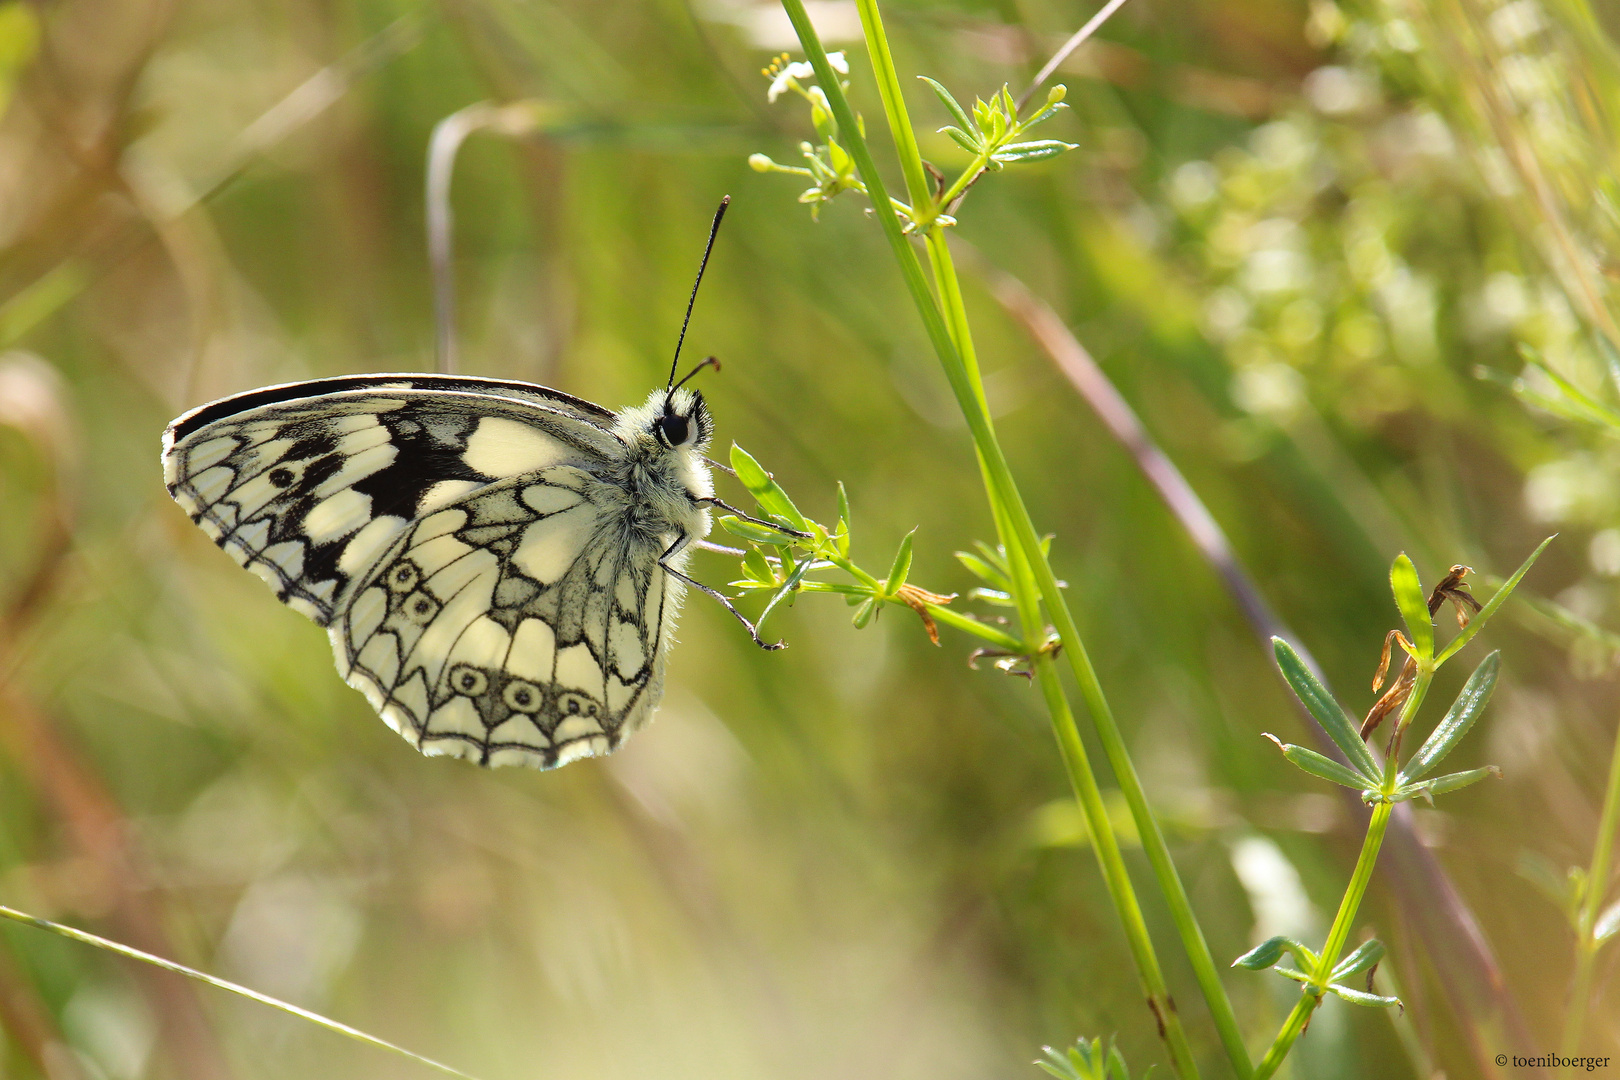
[1001, 498, 1200, 1077]
[931, 231, 1254, 1077]
[779, 1, 1253, 1073]
[0, 904, 480, 1080]
[1563, 712, 1620, 1055]
[1253, 801, 1395, 1080]
[786, 4, 1208, 1073]
[1254, 673, 1428, 1079]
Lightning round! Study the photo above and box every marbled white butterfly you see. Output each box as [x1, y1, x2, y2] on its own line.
[162, 199, 789, 770]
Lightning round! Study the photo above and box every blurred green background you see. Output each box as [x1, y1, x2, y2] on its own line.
[1, 0, 1618, 1076]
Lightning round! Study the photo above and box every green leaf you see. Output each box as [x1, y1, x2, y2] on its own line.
[918, 75, 974, 134]
[1324, 983, 1402, 1010]
[991, 139, 1078, 163]
[852, 596, 876, 629]
[835, 480, 851, 555]
[1330, 939, 1385, 981]
[971, 96, 993, 134]
[756, 553, 813, 635]
[973, 539, 1010, 575]
[719, 515, 793, 546]
[742, 546, 776, 584]
[941, 125, 983, 154]
[1393, 765, 1502, 803]
[1435, 536, 1555, 665]
[1390, 554, 1433, 663]
[1273, 637, 1381, 780]
[1264, 734, 1378, 789]
[955, 550, 1010, 589]
[1232, 935, 1318, 971]
[1402, 652, 1500, 781]
[1018, 101, 1069, 129]
[885, 529, 915, 594]
[730, 443, 809, 531]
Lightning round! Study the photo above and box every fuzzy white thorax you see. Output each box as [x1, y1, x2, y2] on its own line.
[611, 387, 714, 544]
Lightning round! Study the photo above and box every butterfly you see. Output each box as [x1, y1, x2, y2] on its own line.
[161, 198, 794, 770]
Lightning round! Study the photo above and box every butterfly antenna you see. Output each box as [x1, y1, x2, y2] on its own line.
[671, 356, 720, 393]
[667, 196, 730, 393]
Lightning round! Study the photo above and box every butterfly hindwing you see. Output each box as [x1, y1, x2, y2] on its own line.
[332, 469, 677, 768]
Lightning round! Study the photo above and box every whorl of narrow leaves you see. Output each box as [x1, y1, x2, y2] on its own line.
[1036, 1035, 1147, 1080]
[723, 442, 1005, 648]
[1233, 933, 1402, 1013]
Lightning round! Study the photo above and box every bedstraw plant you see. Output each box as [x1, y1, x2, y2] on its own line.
[733, 3, 1555, 1076]
[1247, 541, 1548, 1077]
[744, 6, 1244, 1077]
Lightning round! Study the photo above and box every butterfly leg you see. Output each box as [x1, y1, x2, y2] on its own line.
[695, 496, 813, 540]
[660, 533, 787, 651]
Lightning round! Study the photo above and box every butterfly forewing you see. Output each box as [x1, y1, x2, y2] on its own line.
[163, 374, 691, 770]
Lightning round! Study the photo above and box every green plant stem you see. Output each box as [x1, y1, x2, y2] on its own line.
[1253, 800, 1394, 1080]
[933, 223, 1251, 1080]
[1254, 674, 1429, 1079]
[999, 494, 1200, 1077]
[1562, 710, 1620, 1055]
[779, 2, 1255, 1075]
[812, 1, 1251, 1074]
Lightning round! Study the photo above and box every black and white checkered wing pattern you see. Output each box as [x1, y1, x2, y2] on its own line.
[331, 470, 675, 769]
[162, 375, 621, 626]
[162, 375, 675, 769]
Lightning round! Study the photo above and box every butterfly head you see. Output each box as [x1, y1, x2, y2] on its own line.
[653, 386, 711, 450]
[616, 385, 712, 459]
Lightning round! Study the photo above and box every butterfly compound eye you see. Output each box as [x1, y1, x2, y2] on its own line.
[658, 412, 690, 447]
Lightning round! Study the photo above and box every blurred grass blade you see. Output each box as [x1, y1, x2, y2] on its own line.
[1272, 638, 1379, 780]
[0, 905, 481, 1080]
[1390, 554, 1432, 663]
[1402, 652, 1500, 781]
[1264, 734, 1377, 790]
[1434, 537, 1554, 665]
